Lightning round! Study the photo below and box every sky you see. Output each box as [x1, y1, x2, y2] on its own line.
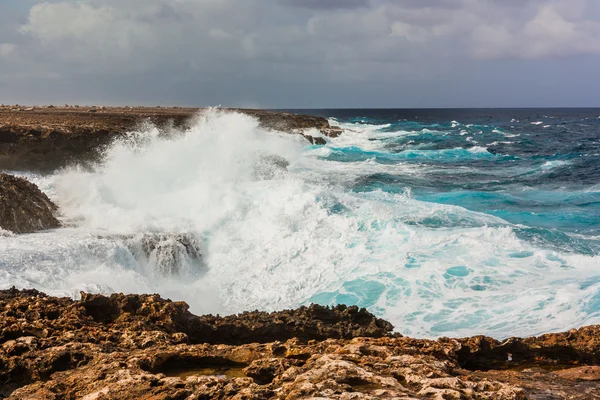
[1, 0, 600, 108]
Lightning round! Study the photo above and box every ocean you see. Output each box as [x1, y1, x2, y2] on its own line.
[1, 108, 599, 339]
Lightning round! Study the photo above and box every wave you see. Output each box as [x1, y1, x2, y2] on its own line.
[2, 110, 600, 340]
[321, 146, 496, 164]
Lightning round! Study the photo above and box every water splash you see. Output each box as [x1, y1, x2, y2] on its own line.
[1, 109, 599, 339]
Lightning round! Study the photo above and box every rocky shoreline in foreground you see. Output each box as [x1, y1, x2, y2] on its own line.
[0, 289, 599, 399]
[1, 108, 600, 398]
[0, 105, 341, 171]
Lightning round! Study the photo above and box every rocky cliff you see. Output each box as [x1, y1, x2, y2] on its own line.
[0, 106, 341, 171]
[1, 289, 598, 399]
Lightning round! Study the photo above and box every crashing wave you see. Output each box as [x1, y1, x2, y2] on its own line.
[125, 233, 204, 278]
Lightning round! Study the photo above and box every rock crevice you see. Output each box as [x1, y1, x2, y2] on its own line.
[1, 289, 599, 399]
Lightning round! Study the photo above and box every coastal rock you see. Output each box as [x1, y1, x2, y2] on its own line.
[0, 107, 340, 171]
[0, 174, 61, 234]
[0, 289, 394, 347]
[321, 127, 343, 138]
[124, 233, 204, 277]
[303, 134, 327, 145]
[1, 289, 600, 399]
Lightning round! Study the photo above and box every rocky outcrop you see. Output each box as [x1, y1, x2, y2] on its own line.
[1, 289, 599, 399]
[124, 233, 205, 277]
[0, 106, 341, 171]
[0, 289, 393, 346]
[0, 174, 60, 234]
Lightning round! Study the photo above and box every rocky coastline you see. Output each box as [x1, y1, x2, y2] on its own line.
[0, 288, 598, 399]
[1, 107, 600, 398]
[0, 106, 341, 171]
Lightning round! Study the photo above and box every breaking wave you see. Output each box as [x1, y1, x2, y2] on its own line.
[1, 109, 599, 339]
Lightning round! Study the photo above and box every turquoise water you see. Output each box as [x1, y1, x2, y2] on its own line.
[296, 109, 600, 337]
[1, 109, 599, 339]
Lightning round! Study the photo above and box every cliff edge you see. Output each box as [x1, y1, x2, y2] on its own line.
[0, 106, 341, 171]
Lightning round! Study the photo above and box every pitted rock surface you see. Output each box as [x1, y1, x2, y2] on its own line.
[0, 174, 61, 234]
[1, 289, 599, 399]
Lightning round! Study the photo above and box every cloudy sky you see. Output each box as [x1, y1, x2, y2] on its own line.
[1, 0, 600, 108]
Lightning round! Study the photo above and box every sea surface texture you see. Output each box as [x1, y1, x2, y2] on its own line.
[1, 108, 599, 339]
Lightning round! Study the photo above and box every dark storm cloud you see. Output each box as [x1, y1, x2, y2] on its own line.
[1, 0, 599, 107]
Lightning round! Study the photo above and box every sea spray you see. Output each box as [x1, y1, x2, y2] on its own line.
[1, 109, 599, 339]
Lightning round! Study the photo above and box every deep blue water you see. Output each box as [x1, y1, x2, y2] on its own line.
[2, 108, 599, 339]
[274, 108, 600, 337]
[295, 109, 600, 253]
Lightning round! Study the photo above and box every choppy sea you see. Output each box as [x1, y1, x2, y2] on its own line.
[1, 108, 599, 339]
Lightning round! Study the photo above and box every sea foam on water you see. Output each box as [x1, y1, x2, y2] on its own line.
[1, 109, 599, 339]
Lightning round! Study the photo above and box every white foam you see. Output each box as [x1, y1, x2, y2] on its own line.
[1, 110, 599, 340]
[541, 160, 570, 170]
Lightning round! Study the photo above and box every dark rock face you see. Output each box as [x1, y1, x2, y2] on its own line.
[0, 107, 342, 171]
[125, 233, 204, 277]
[0, 174, 61, 234]
[1, 289, 600, 399]
[0, 289, 393, 346]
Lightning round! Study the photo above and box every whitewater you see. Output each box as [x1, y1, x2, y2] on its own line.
[1, 109, 599, 339]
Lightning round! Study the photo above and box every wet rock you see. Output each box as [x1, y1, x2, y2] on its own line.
[321, 127, 343, 138]
[303, 134, 327, 145]
[2, 289, 598, 399]
[0, 107, 340, 171]
[0, 174, 61, 233]
[125, 233, 204, 277]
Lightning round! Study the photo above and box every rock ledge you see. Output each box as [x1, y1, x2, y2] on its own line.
[0, 106, 341, 171]
[1, 289, 599, 399]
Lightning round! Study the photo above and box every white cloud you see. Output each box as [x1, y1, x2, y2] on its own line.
[472, 2, 600, 59]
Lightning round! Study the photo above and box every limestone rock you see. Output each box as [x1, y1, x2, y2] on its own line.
[0, 174, 61, 234]
[3, 289, 598, 399]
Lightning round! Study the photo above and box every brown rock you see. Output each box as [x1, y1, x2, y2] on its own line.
[0, 174, 61, 233]
[3, 289, 599, 399]
[0, 107, 337, 171]
[553, 366, 600, 381]
[321, 127, 343, 138]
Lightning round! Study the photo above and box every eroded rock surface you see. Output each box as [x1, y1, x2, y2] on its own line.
[0, 106, 340, 171]
[1, 289, 599, 399]
[0, 174, 61, 234]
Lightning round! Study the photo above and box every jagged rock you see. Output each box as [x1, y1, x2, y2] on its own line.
[124, 233, 204, 277]
[0, 107, 339, 171]
[321, 127, 343, 138]
[0, 174, 61, 234]
[303, 134, 327, 145]
[1, 289, 600, 398]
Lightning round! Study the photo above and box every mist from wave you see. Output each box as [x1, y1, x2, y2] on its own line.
[1, 108, 599, 339]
